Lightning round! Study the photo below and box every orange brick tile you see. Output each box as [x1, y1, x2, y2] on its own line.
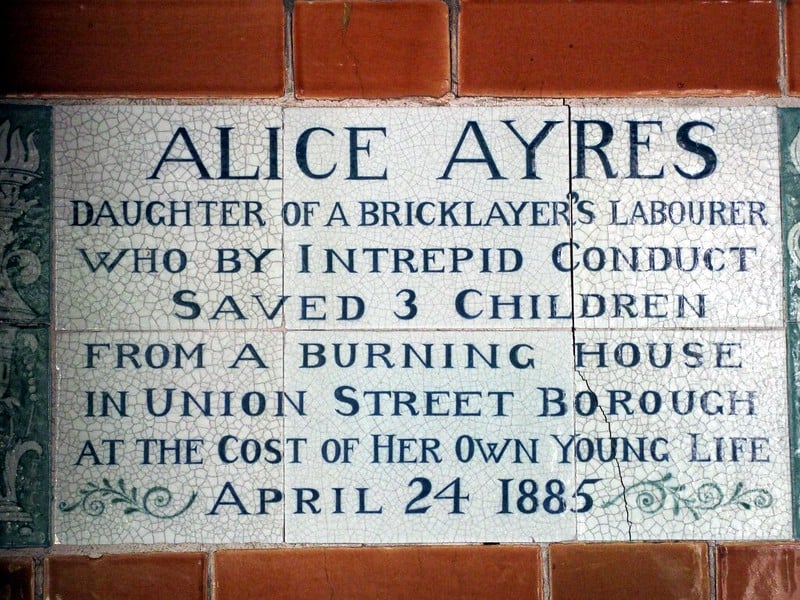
[0, 558, 34, 600]
[459, 0, 780, 97]
[46, 553, 206, 600]
[550, 543, 709, 600]
[215, 546, 541, 600]
[718, 543, 800, 600]
[0, 0, 284, 96]
[293, 0, 450, 98]
[788, 0, 800, 94]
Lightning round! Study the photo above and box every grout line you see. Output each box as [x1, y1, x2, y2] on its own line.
[207, 549, 215, 600]
[7, 96, 800, 107]
[35, 555, 43, 600]
[541, 544, 551, 600]
[708, 541, 717, 600]
[449, 0, 459, 96]
[284, 0, 296, 100]
[779, 0, 789, 96]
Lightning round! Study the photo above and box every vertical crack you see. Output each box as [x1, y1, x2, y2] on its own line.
[567, 102, 630, 540]
[576, 369, 632, 540]
[566, 102, 579, 540]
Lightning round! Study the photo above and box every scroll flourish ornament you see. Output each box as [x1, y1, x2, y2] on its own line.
[601, 472, 772, 521]
[58, 478, 197, 520]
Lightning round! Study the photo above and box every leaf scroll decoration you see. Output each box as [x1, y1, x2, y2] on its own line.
[58, 478, 196, 520]
[601, 472, 772, 521]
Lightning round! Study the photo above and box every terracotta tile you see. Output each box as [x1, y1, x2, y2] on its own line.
[717, 543, 800, 600]
[46, 553, 206, 600]
[215, 546, 541, 600]
[0, 558, 34, 600]
[459, 0, 780, 97]
[293, 0, 450, 98]
[788, 0, 800, 94]
[0, 0, 284, 96]
[550, 543, 709, 600]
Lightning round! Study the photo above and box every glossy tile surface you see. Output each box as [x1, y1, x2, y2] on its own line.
[0, 558, 33, 600]
[0, 0, 284, 96]
[0, 105, 51, 547]
[54, 331, 283, 543]
[575, 330, 790, 540]
[283, 107, 571, 330]
[788, 1, 800, 95]
[46, 553, 206, 600]
[718, 543, 800, 600]
[216, 546, 541, 600]
[294, 0, 450, 98]
[551, 543, 709, 600]
[459, 0, 780, 97]
[284, 330, 575, 543]
[53, 105, 283, 331]
[570, 106, 781, 329]
[49, 105, 795, 544]
[781, 108, 800, 537]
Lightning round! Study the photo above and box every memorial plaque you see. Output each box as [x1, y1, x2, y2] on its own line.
[0, 103, 785, 544]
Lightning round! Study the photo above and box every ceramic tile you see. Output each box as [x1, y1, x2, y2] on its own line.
[53, 105, 283, 332]
[0, 106, 51, 327]
[783, 108, 800, 325]
[551, 542, 709, 600]
[458, 0, 780, 97]
[54, 330, 283, 543]
[283, 107, 571, 330]
[1, 0, 284, 96]
[575, 329, 790, 540]
[215, 546, 542, 600]
[0, 105, 51, 548]
[0, 558, 34, 600]
[46, 553, 206, 600]
[717, 543, 800, 600]
[780, 108, 800, 537]
[293, 0, 450, 99]
[788, 1, 800, 96]
[284, 330, 575, 543]
[570, 106, 781, 329]
[39, 104, 800, 548]
[0, 326, 50, 547]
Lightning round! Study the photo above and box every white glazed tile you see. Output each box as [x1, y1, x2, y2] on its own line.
[283, 107, 571, 329]
[54, 330, 284, 544]
[284, 330, 576, 543]
[45, 105, 795, 547]
[570, 107, 781, 329]
[574, 329, 791, 540]
[54, 106, 283, 331]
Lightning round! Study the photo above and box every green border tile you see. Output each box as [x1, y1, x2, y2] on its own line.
[0, 105, 51, 326]
[781, 108, 800, 539]
[0, 105, 51, 546]
[0, 325, 50, 546]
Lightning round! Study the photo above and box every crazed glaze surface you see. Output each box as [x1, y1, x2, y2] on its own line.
[0, 103, 796, 545]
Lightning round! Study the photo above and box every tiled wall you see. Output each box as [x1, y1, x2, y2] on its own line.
[2, 0, 798, 98]
[3, 1, 800, 599]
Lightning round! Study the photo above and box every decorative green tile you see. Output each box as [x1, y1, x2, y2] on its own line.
[0, 105, 51, 547]
[0, 326, 49, 546]
[781, 108, 800, 539]
[0, 106, 51, 326]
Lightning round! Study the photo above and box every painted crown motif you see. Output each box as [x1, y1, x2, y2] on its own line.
[0, 121, 40, 206]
